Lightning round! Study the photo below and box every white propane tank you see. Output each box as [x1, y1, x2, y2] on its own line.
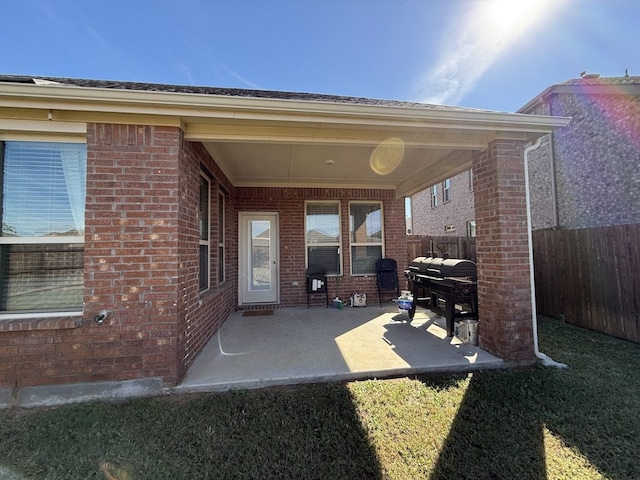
[397, 290, 413, 314]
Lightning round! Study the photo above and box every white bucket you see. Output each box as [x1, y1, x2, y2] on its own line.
[459, 319, 479, 346]
[397, 292, 413, 313]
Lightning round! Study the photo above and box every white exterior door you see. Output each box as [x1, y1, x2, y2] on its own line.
[238, 212, 279, 305]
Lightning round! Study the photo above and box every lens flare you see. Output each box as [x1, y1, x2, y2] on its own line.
[370, 138, 405, 175]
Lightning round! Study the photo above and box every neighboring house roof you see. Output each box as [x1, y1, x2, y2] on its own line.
[519, 74, 640, 113]
[0, 74, 569, 197]
[561, 74, 640, 86]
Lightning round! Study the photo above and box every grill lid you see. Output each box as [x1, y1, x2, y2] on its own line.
[407, 256, 477, 281]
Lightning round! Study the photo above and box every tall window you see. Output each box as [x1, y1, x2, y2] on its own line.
[217, 188, 226, 284]
[305, 201, 341, 275]
[349, 202, 383, 275]
[431, 185, 438, 207]
[0, 141, 86, 313]
[443, 178, 451, 202]
[199, 172, 210, 292]
[467, 221, 477, 237]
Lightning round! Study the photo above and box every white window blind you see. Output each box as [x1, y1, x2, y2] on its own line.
[305, 202, 341, 275]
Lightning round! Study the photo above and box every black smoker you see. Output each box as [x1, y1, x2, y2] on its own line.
[404, 256, 478, 337]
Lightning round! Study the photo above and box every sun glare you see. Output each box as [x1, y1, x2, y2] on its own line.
[420, 0, 563, 105]
[485, 0, 552, 37]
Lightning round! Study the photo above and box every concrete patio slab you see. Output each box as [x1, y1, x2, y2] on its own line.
[177, 305, 504, 393]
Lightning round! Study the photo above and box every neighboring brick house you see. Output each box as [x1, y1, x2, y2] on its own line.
[410, 170, 476, 236]
[411, 74, 640, 234]
[520, 73, 640, 229]
[0, 75, 566, 401]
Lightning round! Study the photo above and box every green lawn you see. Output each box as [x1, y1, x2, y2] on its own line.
[1, 316, 639, 479]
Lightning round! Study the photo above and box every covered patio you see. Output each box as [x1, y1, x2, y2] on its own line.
[0, 76, 570, 405]
[177, 305, 503, 393]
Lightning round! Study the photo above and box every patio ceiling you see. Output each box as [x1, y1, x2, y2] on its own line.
[0, 78, 570, 197]
[183, 99, 569, 197]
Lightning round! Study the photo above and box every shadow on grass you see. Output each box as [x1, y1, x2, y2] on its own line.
[0, 383, 384, 480]
[428, 317, 640, 480]
[427, 370, 548, 480]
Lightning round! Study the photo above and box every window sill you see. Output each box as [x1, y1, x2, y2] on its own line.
[0, 313, 83, 332]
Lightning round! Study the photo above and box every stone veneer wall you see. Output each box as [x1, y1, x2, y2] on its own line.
[527, 91, 640, 229]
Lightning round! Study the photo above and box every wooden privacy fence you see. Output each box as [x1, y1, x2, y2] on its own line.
[406, 235, 477, 264]
[408, 228, 639, 344]
[532, 225, 640, 343]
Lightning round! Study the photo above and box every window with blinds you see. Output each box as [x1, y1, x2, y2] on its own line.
[305, 201, 341, 275]
[0, 141, 87, 312]
[349, 202, 383, 275]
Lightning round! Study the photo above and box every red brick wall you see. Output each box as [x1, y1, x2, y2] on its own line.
[473, 139, 535, 361]
[234, 187, 408, 307]
[83, 124, 184, 384]
[0, 128, 408, 390]
[0, 126, 239, 389]
[175, 141, 236, 379]
[0, 125, 184, 388]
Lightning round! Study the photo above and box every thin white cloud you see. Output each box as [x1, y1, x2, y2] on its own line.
[85, 25, 118, 57]
[178, 63, 196, 84]
[420, 28, 500, 105]
[220, 65, 261, 90]
[418, 0, 560, 105]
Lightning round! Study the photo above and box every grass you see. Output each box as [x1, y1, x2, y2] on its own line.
[1, 316, 639, 479]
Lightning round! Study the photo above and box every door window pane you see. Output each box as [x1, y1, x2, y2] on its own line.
[250, 220, 271, 290]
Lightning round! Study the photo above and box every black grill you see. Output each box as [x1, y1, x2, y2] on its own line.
[404, 256, 478, 336]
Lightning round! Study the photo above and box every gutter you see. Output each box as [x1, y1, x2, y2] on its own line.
[0, 82, 571, 132]
[523, 137, 568, 368]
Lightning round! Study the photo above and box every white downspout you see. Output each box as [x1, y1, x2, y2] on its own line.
[524, 137, 568, 368]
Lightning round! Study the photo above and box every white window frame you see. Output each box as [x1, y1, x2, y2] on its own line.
[443, 178, 451, 203]
[199, 171, 211, 293]
[305, 200, 342, 276]
[349, 201, 384, 276]
[0, 140, 86, 316]
[467, 221, 477, 237]
[431, 184, 438, 207]
[444, 224, 456, 233]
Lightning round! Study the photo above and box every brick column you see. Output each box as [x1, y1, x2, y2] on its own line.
[85, 124, 181, 384]
[472, 139, 535, 361]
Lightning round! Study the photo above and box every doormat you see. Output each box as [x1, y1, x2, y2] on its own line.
[242, 310, 274, 317]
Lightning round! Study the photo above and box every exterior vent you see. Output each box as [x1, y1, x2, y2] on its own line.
[579, 72, 600, 79]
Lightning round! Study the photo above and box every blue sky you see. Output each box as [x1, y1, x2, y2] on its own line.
[2, 0, 639, 112]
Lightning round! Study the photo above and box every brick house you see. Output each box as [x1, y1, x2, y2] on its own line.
[0, 75, 567, 399]
[410, 170, 476, 237]
[519, 73, 640, 230]
[411, 74, 640, 234]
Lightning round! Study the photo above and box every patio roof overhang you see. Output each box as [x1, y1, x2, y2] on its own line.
[0, 80, 570, 197]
